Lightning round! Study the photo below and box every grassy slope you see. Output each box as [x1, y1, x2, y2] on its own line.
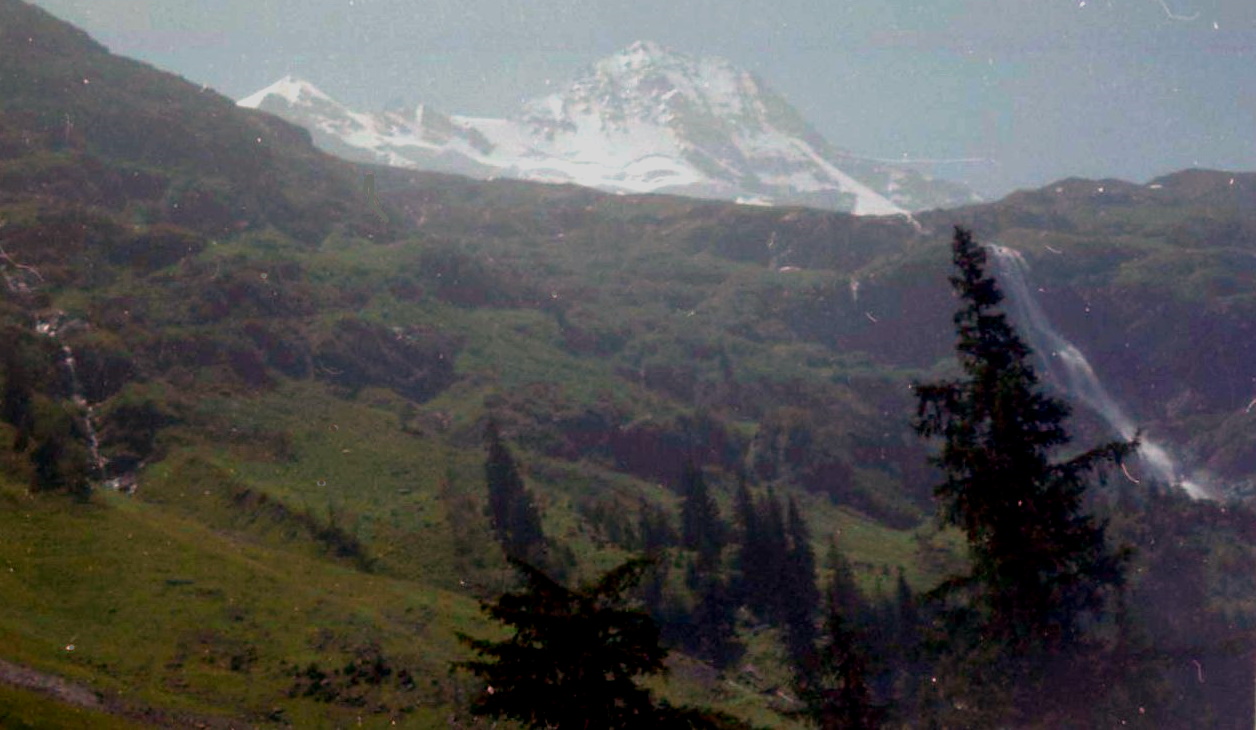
[0, 374, 933, 727]
[0, 684, 147, 730]
[0, 471, 487, 727]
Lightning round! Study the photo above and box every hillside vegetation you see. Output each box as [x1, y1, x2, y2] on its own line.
[1, 0, 1254, 726]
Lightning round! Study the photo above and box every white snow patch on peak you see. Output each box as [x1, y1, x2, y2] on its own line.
[235, 46, 975, 215]
[577, 41, 753, 116]
[613, 40, 679, 68]
[238, 75, 337, 109]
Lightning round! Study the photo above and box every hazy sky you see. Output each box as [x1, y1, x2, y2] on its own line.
[30, 0, 1256, 197]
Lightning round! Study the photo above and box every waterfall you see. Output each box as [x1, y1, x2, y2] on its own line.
[4, 248, 132, 491]
[35, 312, 108, 484]
[986, 245, 1208, 499]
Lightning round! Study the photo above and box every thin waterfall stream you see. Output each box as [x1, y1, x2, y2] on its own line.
[35, 312, 108, 482]
[986, 244, 1208, 499]
[4, 239, 134, 492]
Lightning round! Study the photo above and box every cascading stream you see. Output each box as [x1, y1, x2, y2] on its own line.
[35, 312, 108, 482]
[985, 244, 1208, 499]
[6, 248, 132, 492]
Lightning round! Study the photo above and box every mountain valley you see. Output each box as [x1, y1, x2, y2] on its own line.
[0, 0, 1255, 725]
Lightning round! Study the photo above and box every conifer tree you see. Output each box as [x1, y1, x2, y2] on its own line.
[635, 496, 675, 623]
[781, 497, 820, 668]
[912, 227, 1134, 718]
[889, 568, 919, 672]
[801, 542, 879, 729]
[735, 485, 788, 622]
[759, 488, 790, 619]
[457, 557, 665, 728]
[733, 477, 756, 541]
[483, 421, 545, 563]
[732, 477, 760, 598]
[637, 495, 677, 556]
[679, 463, 724, 571]
[687, 572, 743, 670]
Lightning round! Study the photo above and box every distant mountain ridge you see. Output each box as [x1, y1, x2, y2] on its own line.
[239, 42, 978, 215]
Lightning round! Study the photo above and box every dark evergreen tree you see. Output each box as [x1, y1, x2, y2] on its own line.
[887, 568, 921, 691]
[912, 227, 1134, 720]
[759, 489, 790, 621]
[801, 543, 880, 729]
[679, 463, 724, 571]
[731, 477, 760, 605]
[639, 554, 671, 627]
[638, 495, 677, 556]
[781, 497, 820, 669]
[892, 569, 916, 644]
[686, 572, 744, 670]
[456, 557, 666, 728]
[733, 483, 794, 626]
[733, 477, 756, 543]
[635, 497, 676, 625]
[483, 421, 545, 563]
[824, 540, 862, 622]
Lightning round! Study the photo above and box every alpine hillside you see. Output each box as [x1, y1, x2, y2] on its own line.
[239, 41, 977, 215]
[2, 0, 1256, 725]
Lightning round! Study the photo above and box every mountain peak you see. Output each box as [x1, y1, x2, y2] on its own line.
[591, 41, 742, 93]
[532, 42, 756, 129]
[238, 46, 978, 215]
[610, 40, 686, 68]
[238, 75, 336, 110]
[622, 39, 669, 56]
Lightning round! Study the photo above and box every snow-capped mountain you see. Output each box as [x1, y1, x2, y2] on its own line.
[239, 42, 977, 215]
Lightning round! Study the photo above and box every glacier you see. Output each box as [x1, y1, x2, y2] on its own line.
[238, 42, 977, 216]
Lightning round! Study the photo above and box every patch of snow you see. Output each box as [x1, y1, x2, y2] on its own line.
[236, 43, 969, 215]
[238, 75, 335, 109]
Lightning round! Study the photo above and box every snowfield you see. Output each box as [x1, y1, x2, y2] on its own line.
[239, 42, 977, 215]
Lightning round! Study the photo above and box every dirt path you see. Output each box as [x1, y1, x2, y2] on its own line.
[0, 658, 260, 729]
[0, 657, 104, 709]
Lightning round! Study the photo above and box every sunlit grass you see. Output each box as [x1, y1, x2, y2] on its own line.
[0, 473, 488, 727]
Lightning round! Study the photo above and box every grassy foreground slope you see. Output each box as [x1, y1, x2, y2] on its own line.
[0, 468, 490, 727]
[0, 683, 146, 730]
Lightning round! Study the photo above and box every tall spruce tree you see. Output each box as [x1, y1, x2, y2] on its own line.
[456, 557, 665, 728]
[781, 497, 821, 669]
[801, 542, 879, 729]
[735, 485, 791, 623]
[637, 495, 677, 556]
[912, 227, 1134, 719]
[687, 572, 744, 670]
[679, 463, 724, 571]
[731, 477, 760, 603]
[483, 421, 545, 563]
